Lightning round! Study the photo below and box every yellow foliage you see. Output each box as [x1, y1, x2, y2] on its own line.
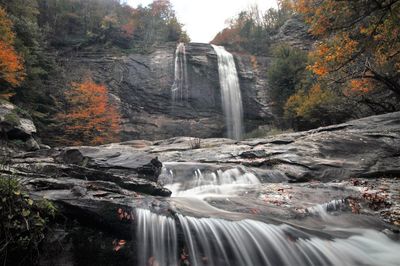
[284, 84, 337, 119]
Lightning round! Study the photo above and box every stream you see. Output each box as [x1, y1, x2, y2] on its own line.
[135, 163, 400, 266]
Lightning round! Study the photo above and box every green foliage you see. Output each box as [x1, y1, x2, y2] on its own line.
[34, 0, 189, 49]
[0, 176, 56, 266]
[211, 2, 293, 55]
[267, 45, 351, 130]
[3, 112, 20, 126]
[267, 44, 308, 118]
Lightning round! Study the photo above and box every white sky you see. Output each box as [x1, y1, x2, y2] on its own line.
[127, 0, 278, 43]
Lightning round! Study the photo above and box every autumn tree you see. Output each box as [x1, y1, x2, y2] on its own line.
[60, 79, 121, 146]
[0, 7, 25, 97]
[294, 0, 400, 98]
[284, 84, 347, 130]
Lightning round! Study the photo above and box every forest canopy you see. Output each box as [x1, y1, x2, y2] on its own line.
[0, 0, 189, 145]
[213, 0, 399, 130]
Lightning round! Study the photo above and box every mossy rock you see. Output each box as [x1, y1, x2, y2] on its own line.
[3, 112, 21, 127]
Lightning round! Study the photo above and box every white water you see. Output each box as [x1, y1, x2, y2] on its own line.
[177, 216, 400, 266]
[136, 165, 400, 266]
[136, 209, 178, 266]
[162, 166, 260, 199]
[171, 43, 189, 102]
[307, 199, 347, 221]
[212, 45, 244, 140]
[136, 208, 400, 266]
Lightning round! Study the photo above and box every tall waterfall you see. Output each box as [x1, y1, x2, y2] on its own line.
[212, 45, 244, 140]
[171, 43, 189, 102]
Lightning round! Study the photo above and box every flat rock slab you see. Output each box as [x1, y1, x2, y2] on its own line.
[66, 112, 400, 182]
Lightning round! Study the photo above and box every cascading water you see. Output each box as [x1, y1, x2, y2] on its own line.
[162, 165, 260, 198]
[177, 216, 400, 266]
[212, 45, 244, 140]
[135, 163, 400, 266]
[307, 199, 347, 221]
[171, 43, 189, 102]
[136, 209, 178, 266]
[135, 209, 400, 266]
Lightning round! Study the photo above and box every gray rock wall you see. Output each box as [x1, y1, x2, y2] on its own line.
[57, 43, 274, 141]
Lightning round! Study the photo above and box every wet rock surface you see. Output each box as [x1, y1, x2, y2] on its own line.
[2, 112, 400, 265]
[7, 111, 399, 223]
[69, 111, 400, 183]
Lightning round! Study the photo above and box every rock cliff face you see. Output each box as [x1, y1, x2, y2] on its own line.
[271, 16, 314, 51]
[56, 43, 274, 141]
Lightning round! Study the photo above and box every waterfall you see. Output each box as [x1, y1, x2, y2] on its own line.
[135, 209, 400, 266]
[136, 164, 400, 266]
[136, 209, 178, 266]
[171, 43, 189, 102]
[177, 216, 400, 266]
[212, 45, 244, 140]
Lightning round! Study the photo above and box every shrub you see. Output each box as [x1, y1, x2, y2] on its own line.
[0, 176, 56, 265]
[189, 138, 201, 149]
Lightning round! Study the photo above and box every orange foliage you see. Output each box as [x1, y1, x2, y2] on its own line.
[121, 21, 136, 38]
[60, 79, 121, 146]
[211, 27, 241, 46]
[0, 7, 25, 90]
[344, 79, 374, 96]
[295, 0, 400, 95]
[0, 41, 25, 88]
[308, 33, 359, 77]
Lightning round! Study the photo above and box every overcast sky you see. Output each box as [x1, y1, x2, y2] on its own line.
[127, 0, 278, 43]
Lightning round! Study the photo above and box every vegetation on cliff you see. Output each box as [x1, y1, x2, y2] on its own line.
[215, 0, 399, 131]
[211, 1, 292, 55]
[58, 78, 121, 146]
[0, 175, 56, 265]
[0, 0, 188, 145]
[0, 7, 25, 99]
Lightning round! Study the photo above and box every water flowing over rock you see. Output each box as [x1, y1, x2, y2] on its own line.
[3, 112, 400, 265]
[306, 199, 347, 221]
[136, 209, 178, 266]
[171, 43, 189, 102]
[175, 215, 400, 266]
[212, 45, 244, 140]
[161, 164, 260, 198]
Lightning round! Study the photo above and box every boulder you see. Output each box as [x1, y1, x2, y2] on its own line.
[0, 101, 40, 152]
